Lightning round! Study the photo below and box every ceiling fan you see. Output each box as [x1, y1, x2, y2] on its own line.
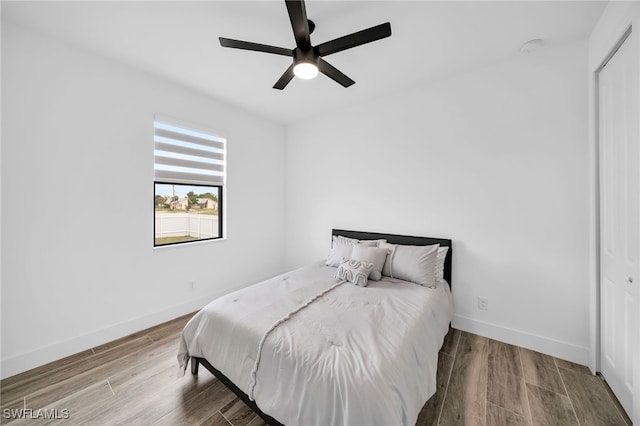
[218, 0, 392, 90]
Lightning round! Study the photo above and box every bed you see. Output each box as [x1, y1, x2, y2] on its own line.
[178, 229, 453, 426]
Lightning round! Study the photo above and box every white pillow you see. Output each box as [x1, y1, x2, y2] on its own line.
[336, 235, 386, 247]
[335, 258, 374, 287]
[435, 246, 449, 280]
[380, 242, 440, 287]
[351, 245, 389, 281]
[325, 236, 378, 267]
[335, 235, 358, 244]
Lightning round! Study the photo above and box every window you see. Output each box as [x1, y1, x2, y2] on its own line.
[154, 117, 225, 246]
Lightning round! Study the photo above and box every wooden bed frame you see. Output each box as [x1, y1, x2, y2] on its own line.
[190, 229, 453, 426]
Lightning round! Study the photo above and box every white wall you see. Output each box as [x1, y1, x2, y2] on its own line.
[0, 18, 596, 379]
[1, 23, 286, 378]
[284, 41, 591, 364]
[587, 3, 640, 423]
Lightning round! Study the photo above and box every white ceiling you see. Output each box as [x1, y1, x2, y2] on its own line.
[3, 1, 606, 124]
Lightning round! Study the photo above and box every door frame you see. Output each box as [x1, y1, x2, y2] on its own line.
[589, 5, 640, 424]
[593, 19, 632, 401]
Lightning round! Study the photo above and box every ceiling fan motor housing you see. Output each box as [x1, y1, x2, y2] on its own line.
[294, 47, 318, 67]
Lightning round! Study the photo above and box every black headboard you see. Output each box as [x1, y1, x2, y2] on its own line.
[332, 229, 453, 288]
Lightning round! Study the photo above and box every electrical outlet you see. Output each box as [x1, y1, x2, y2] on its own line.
[478, 297, 489, 311]
[189, 281, 196, 290]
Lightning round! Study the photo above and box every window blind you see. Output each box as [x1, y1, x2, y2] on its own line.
[154, 119, 225, 186]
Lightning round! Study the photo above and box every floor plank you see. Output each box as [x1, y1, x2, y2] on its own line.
[526, 383, 578, 426]
[246, 415, 269, 426]
[554, 357, 591, 375]
[67, 350, 181, 423]
[487, 366, 530, 418]
[107, 343, 179, 392]
[488, 339, 522, 378]
[154, 379, 237, 426]
[66, 365, 178, 424]
[486, 401, 529, 426]
[219, 397, 259, 426]
[519, 347, 566, 395]
[1, 336, 155, 410]
[558, 366, 627, 426]
[19, 337, 174, 413]
[486, 339, 531, 420]
[208, 411, 234, 426]
[109, 370, 222, 425]
[439, 332, 488, 426]
[31, 381, 113, 426]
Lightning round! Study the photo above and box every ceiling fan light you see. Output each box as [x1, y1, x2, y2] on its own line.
[293, 62, 319, 80]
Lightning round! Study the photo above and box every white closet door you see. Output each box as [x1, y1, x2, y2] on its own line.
[598, 32, 639, 418]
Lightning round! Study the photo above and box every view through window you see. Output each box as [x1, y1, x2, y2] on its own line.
[154, 183, 222, 246]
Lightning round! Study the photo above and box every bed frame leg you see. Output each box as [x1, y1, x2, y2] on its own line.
[191, 357, 199, 375]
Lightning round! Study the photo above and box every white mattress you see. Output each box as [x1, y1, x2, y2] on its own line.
[178, 260, 453, 426]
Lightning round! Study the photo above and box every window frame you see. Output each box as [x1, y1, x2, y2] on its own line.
[153, 115, 226, 248]
[153, 181, 224, 247]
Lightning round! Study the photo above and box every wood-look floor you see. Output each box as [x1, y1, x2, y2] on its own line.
[0, 315, 632, 426]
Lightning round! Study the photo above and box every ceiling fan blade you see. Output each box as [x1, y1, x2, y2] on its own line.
[219, 37, 293, 56]
[316, 22, 391, 57]
[318, 58, 355, 88]
[273, 64, 296, 90]
[285, 0, 311, 49]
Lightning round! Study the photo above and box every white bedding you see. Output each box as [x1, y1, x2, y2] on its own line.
[178, 260, 453, 426]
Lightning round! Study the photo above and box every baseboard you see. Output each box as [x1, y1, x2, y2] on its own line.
[0, 283, 248, 380]
[452, 314, 591, 368]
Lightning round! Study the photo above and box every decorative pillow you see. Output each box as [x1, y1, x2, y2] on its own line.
[379, 242, 440, 287]
[435, 246, 449, 280]
[351, 245, 389, 281]
[335, 258, 374, 287]
[325, 236, 378, 267]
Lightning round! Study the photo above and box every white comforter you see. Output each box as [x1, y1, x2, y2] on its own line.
[178, 261, 453, 426]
